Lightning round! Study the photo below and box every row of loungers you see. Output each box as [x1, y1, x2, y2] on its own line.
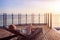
[0, 28, 42, 40]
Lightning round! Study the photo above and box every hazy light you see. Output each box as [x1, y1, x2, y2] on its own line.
[0, 0, 60, 14]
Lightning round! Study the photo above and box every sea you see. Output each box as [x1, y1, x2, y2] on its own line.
[0, 14, 60, 27]
[0, 14, 60, 33]
[0, 14, 44, 27]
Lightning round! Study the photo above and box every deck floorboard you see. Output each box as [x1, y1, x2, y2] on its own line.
[0, 25, 60, 40]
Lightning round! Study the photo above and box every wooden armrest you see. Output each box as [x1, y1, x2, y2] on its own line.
[4, 28, 26, 37]
[30, 28, 42, 39]
[0, 35, 18, 40]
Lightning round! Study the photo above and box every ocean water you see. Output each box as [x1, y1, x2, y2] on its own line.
[0, 14, 44, 27]
[0, 15, 3, 26]
[1, 13, 60, 34]
[0, 14, 60, 28]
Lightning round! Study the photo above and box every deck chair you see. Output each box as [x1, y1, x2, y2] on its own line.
[17, 28, 43, 40]
[0, 28, 42, 40]
[0, 34, 18, 40]
[0, 28, 26, 40]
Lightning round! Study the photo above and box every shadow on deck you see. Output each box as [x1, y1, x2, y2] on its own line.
[0, 24, 60, 40]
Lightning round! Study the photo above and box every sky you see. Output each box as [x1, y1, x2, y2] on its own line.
[0, 0, 60, 14]
[1, 0, 60, 27]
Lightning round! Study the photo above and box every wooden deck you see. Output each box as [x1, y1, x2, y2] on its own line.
[0, 24, 60, 40]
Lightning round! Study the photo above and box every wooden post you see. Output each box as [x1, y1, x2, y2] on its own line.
[31, 14, 34, 25]
[50, 13, 52, 29]
[44, 13, 47, 24]
[20, 14, 21, 24]
[12, 13, 13, 24]
[3, 13, 7, 28]
[18, 13, 21, 25]
[38, 14, 40, 24]
[26, 14, 27, 25]
[44, 13, 49, 28]
[5, 13, 7, 26]
[18, 13, 19, 24]
[47, 13, 49, 27]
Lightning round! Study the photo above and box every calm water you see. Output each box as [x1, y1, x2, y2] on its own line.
[0, 14, 44, 26]
[0, 14, 60, 29]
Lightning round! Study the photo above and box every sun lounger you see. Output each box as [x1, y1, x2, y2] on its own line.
[0, 34, 18, 40]
[0, 28, 42, 40]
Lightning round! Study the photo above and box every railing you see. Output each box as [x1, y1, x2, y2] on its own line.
[0, 13, 52, 28]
